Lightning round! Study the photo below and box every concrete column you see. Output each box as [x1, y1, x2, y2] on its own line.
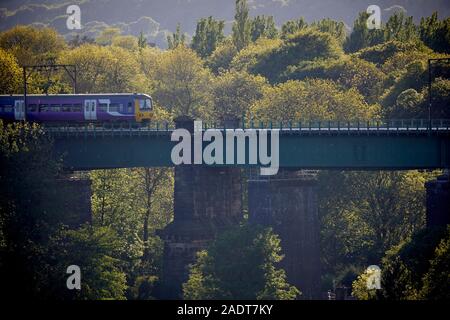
[157, 116, 242, 299]
[248, 169, 321, 299]
[425, 171, 450, 227]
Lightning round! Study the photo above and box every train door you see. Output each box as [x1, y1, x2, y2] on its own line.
[14, 100, 25, 120]
[84, 100, 97, 120]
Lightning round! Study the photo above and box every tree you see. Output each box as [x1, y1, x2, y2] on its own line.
[95, 27, 121, 46]
[59, 44, 145, 93]
[352, 226, 449, 300]
[167, 23, 186, 49]
[344, 12, 384, 53]
[90, 167, 173, 299]
[281, 18, 307, 38]
[0, 48, 21, 94]
[48, 225, 128, 300]
[311, 18, 346, 45]
[112, 35, 139, 51]
[318, 170, 430, 280]
[191, 16, 225, 58]
[232, 0, 251, 51]
[0, 25, 66, 66]
[251, 29, 343, 83]
[421, 232, 450, 299]
[183, 224, 300, 300]
[138, 31, 147, 49]
[419, 12, 450, 53]
[283, 56, 386, 103]
[250, 79, 378, 122]
[206, 38, 238, 74]
[230, 37, 282, 73]
[0, 121, 62, 298]
[211, 70, 267, 121]
[384, 12, 418, 43]
[133, 168, 172, 262]
[152, 46, 212, 117]
[250, 15, 278, 42]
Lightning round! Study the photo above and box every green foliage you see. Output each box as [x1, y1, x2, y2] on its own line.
[183, 224, 300, 300]
[230, 37, 282, 73]
[351, 227, 449, 300]
[318, 170, 429, 278]
[96, 27, 122, 46]
[250, 15, 278, 41]
[206, 38, 238, 74]
[151, 45, 212, 117]
[232, 0, 251, 51]
[344, 12, 384, 53]
[49, 225, 128, 300]
[356, 40, 431, 67]
[421, 233, 450, 299]
[90, 167, 173, 299]
[251, 29, 343, 83]
[112, 35, 139, 51]
[345, 11, 420, 54]
[167, 24, 186, 49]
[211, 70, 267, 121]
[0, 121, 61, 297]
[351, 267, 380, 300]
[250, 79, 378, 122]
[280, 18, 307, 38]
[381, 60, 428, 115]
[384, 12, 419, 43]
[283, 56, 386, 103]
[191, 16, 225, 58]
[0, 25, 66, 65]
[59, 44, 145, 93]
[311, 18, 347, 45]
[419, 12, 450, 53]
[0, 48, 21, 94]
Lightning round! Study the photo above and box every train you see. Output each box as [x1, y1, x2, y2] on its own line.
[0, 93, 153, 123]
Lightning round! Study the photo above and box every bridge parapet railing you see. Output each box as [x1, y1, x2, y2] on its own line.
[42, 119, 450, 135]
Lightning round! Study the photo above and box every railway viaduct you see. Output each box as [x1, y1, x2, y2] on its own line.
[45, 117, 450, 299]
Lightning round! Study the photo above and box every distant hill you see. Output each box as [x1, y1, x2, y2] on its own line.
[1, 0, 449, 48]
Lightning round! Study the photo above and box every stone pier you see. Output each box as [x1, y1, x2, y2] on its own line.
[157, 117, 242, 299]
[425, 171, 450, 227]
[248, 169, 321, 299]
[43, 172, 92, 227]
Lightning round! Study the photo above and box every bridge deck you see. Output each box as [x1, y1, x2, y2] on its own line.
[44, 119, 450, 170]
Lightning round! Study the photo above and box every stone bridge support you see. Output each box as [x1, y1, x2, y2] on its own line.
[44, 172, 92, 227]
[248, 169, 321, 299]
[426, 171, 450, 227]
[157, 117, 242, 299]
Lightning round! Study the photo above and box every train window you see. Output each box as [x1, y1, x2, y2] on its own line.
[99, 103, 108, 112]
[0, 106, 3, 112]
[62, 104, 72, 112]
[109, 103, 121, 112]
[72, 104, 82, 112]
[139, 98, 152, 110]
[4, 106, 13, 112]
[39, 104, 49, 112]
[28, 104, 38, 112]
[127, 102, 132, 113]
[51, 104, 61, 112]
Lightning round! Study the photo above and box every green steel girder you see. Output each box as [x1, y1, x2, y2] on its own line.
[51, 130, 450, 170]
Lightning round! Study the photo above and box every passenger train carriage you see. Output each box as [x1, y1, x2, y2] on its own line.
[0, 93, 153, 123]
